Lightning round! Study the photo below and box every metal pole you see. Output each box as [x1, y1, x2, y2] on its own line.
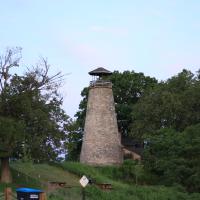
[82, 187, 85, 200]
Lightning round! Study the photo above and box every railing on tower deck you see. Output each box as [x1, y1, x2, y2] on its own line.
[90, 80, 112, 87]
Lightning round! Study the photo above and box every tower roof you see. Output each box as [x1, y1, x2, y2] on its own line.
[89, 67, 112, 76]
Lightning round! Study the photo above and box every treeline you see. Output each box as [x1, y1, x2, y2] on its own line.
[68, 69, 200, 192]
[133, 70, 200, 192]
[0, 47, 199, 192]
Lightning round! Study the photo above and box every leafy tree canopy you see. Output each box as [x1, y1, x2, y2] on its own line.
[143, 124, 200, 192]
[130, 69, 200, 138]
[0, 47, 70, 166]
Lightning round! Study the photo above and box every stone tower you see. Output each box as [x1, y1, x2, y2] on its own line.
[80, 67, 123, 166]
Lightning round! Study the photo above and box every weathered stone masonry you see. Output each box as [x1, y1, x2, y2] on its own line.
[80, 73, 123, 166]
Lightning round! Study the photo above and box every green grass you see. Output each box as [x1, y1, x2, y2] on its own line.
[58, 161, 200, 200]
[48, 187, 82, 200]
[0, 161, 199, 200]
[11, 162, 79, 187]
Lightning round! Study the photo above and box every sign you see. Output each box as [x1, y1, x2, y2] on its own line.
[79, 175, 89, 187]
[30, 194, 39, 199]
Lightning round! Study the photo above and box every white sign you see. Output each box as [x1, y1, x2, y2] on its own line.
[79, 175, 89, 187]
[30, 195, 39, 199]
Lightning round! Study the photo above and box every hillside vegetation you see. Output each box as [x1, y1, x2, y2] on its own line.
[69, 69, 200, 193]
[1, 161, 199, 200]
[58, 161, 200, 200]
[0, 48, 199, 199]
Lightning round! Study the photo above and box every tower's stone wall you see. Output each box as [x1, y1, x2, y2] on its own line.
[80, 84, 123, 165]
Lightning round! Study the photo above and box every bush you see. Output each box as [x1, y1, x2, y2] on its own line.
[143, 124, 200, 192]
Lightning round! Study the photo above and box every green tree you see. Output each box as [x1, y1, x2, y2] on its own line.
[74, 87, 89, 131]
[143, 124, 200, 192]
[0, 48, 25, 182]
[0, 117, 25, 182]
[0, 48, 69, 182]
[131, 69, 200, 138]
[65, 120, 82, 161]
[109, 71, 157, 135]
[66, 87, 89, 161]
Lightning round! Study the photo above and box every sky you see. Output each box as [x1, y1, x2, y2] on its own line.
[0, 0, 200, 118]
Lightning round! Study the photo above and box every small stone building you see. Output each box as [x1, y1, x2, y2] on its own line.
[121, 137, 143, 161]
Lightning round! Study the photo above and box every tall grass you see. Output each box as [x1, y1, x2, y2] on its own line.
[48, 187, 82, 200]
[58, 161, 200, 200]
[1, 161, 199, 200]
[11, 168, 42, 189]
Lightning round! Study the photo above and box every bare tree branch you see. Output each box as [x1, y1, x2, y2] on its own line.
[25, 57, 68, 92]
[0, 47, 22, 92]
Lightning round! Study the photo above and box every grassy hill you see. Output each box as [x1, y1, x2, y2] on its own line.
[0, 161, 199, 200]
[11, 162, 79, 187]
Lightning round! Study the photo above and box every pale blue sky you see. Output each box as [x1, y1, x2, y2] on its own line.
[1, 0, 200, 117]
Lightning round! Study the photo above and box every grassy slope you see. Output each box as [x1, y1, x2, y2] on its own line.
[0, 161, 199, 200]
[0, 162, 79, 191]
[59, 162, 200, 200]
[11, 162, 79, 186]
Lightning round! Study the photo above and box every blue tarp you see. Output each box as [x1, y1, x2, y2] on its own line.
[16, 188, 42, 193]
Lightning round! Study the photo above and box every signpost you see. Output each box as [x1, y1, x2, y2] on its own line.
[79, 175, 89, 200]
[79, 175, 89, 188]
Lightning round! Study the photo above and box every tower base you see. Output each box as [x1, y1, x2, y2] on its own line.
[80, 85, 123, 166]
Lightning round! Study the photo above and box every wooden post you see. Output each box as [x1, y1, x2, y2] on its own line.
[39, 192, 47, 200]
[4, 188, 12, 200]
